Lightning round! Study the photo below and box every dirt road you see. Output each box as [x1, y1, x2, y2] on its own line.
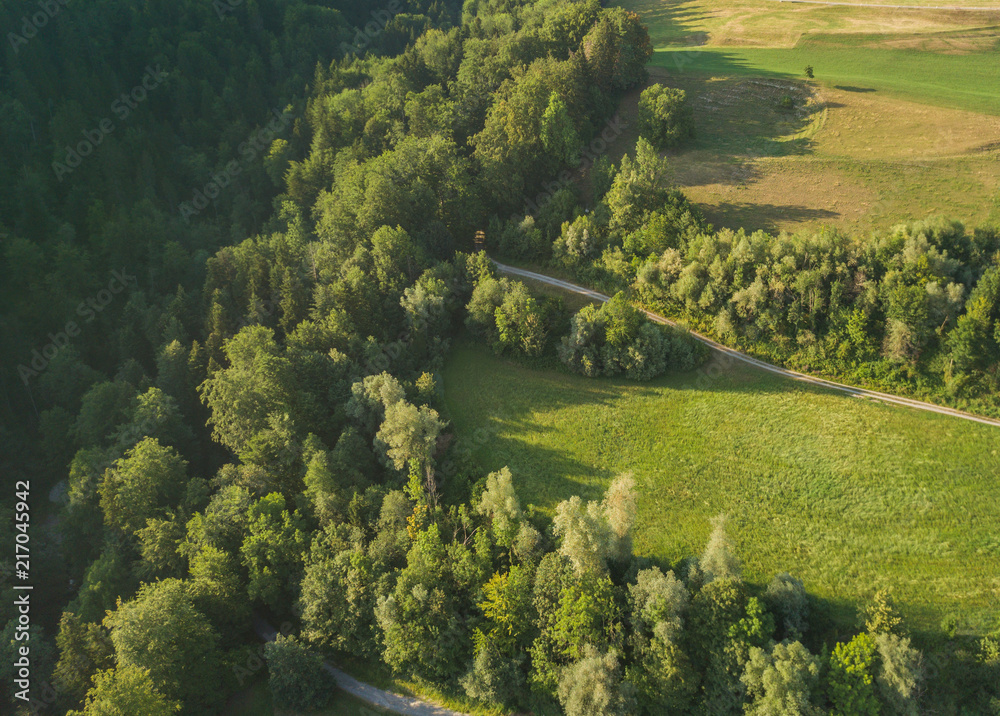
[496, 262, 1000, 428]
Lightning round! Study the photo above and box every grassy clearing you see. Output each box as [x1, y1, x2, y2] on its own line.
[602, 0, 1000, 235]
[441, 341, 1000, 634]
[622, 0, 1000, 49]
[652, 40, 1000, 115]
[603, 68, 1000, 235]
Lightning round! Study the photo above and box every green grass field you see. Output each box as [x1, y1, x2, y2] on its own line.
[442, 342, 1000, 634]
[606, 0, 1000, 236]
[654, 38, 1000, 115]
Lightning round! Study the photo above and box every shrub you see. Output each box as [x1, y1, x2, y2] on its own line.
[466, 277, 547, 356]
[559, 293, 705, 379]
[828, 633, 879, 716]
[558, 646, 637, 716]
[264, 634, 336, 711]
[637, 84, 694, 151]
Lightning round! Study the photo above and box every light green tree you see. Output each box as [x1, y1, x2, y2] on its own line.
[103, 580, 222, 709]
[828, 633, 880, 716]
[638, 84, 694, 151]
[742, 641, 823, 715]
[541, 92, 581, 165]
[67, 665, 179, 716]
[375, 399, 446, 473]
[558, 646, 637, 716]
[98, 437, 187, 536]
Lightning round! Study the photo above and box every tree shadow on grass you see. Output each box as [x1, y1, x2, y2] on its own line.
[699, 201, 841, 234]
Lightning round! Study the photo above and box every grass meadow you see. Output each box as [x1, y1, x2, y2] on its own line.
[652, 39, 1000, 115]
[604, 0, 1000, 235]
[442, 342, 1000, 634]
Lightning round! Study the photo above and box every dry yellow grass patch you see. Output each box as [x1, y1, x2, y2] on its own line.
[622, 0, 1000, 48]
[812, 86, 1000, 158]
[600, 69, 1000, 235]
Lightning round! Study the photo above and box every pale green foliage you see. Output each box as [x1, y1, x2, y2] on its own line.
[557, 646, 637, 716]
[553, 474, 637, 574]
[630, 567, 689, 642]
[375, 399, 446, 472]
[701, 514, 742, 583]
[765, 573, 810, 641]
[475, 467, 523, 548]
[862, 588, 904, 636]
[628, 568, 697, 711]
[553, 496, 612, 575]
[602, 473, 637, 561]
[461, 644, 526, 710]
[742, 641, 823, 715]
[874, 633, 923, 715]
[346, 372, 405, 434]
[68, 665, 179, 716]
[514, 520, 543, 562]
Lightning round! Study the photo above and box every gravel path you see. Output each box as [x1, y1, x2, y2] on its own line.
[253, 616, 473, 716]
[496, 262, 1000, 429]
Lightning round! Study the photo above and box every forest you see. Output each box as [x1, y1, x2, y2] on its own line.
[0, 0, 997, 714]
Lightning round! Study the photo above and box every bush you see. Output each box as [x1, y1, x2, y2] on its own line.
[558, 646, 637, 716]
[265, 634, 336, 711]
[466, 277, 547, 357]
[827, 633, 879, 716]
[637, 84, 694, 151]
[559, 293, 705, 379]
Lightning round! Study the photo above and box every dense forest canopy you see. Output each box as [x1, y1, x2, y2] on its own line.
[0, 0, 997, 715]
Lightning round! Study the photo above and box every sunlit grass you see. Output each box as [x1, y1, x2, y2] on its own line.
[442, 341, 1000, 634]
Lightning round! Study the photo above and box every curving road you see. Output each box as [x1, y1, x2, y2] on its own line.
[495, 262, 1000, 428]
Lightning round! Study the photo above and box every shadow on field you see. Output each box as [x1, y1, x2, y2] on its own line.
[700, 201, 840, 234]
[835, 85, 877, 93]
